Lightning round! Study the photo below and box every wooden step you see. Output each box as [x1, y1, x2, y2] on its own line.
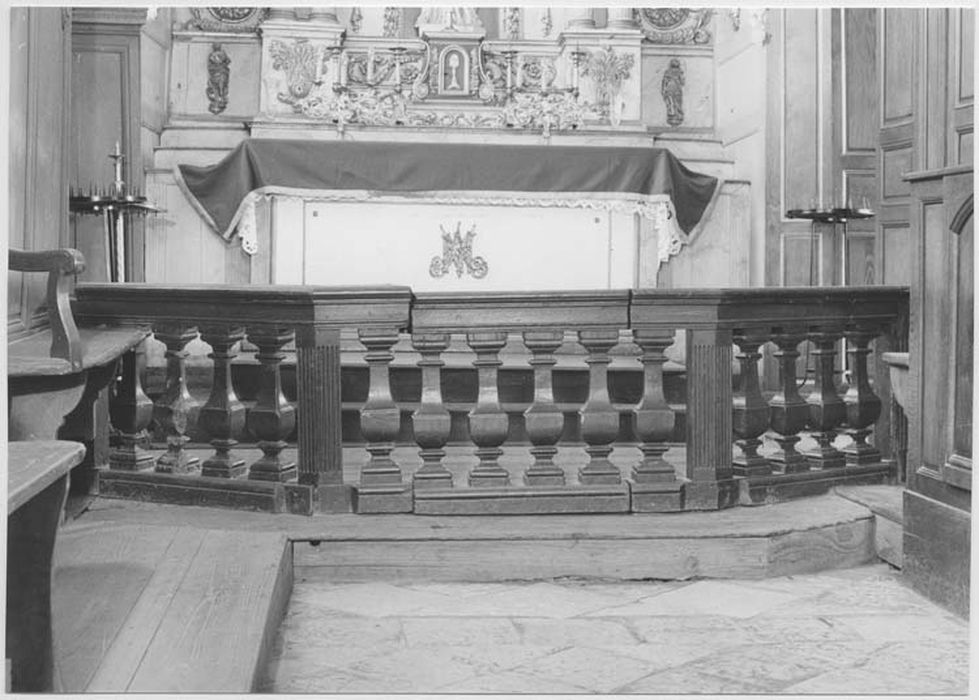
[51, 522, 291, 693]
[72, 493, 878, 584]
[834, 484, 904, 568]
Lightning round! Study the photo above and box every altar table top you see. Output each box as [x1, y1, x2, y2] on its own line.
[177, 139, 719, 240]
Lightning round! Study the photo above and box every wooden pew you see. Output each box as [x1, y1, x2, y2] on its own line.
[6, 441, 86, 692]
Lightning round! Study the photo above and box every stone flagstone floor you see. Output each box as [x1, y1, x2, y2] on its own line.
[263, 563, 970, 694]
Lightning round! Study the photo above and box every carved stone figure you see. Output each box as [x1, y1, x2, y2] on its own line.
[206, 43, 231, 115]
[661, 58, 685, 127]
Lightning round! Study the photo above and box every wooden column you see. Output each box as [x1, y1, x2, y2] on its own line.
[577, 329, 621, 485]
[356, 328, 411, 512]
[296, 324, 346, 511]
[245, 326, 297, 482]
[842, 324, 883, 465]
[631, 328, 683, 511]
[411, 332, 453, 490]
[685, 328, 736, 509]
[805, 327, 847, 468]
[732, 330, 773, 477]
[197, 325, 247, 478]
[768, 329, 810, 473]
[108, 345, 154, 470]
[523, 330, 566, 486]
[466, 331, 510, 487]
[152, 324, 200, 474]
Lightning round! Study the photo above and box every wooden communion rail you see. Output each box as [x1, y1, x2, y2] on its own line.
[73, 283, 909, 515]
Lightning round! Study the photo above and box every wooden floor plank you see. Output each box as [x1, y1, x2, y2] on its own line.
[52, 523, 181, 692]
[126, 530, 288, 693]
[85, 528, 207, 693]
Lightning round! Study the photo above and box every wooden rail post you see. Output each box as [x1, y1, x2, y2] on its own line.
[296, 324, 347, 512]
[685, 328, 737, 509]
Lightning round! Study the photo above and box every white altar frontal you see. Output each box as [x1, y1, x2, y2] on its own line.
[272, 198, 654, 291]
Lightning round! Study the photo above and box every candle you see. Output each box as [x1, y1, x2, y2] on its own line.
[340, 51, 348, 86]
[367, 48, 375, 83]
[393, 51, 402, 85]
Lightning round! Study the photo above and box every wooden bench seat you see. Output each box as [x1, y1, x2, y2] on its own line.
[7, 440, 87, 692]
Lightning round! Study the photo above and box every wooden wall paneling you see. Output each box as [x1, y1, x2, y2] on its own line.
[919, 199, 952, 470]
[71, 15, 146, 282]
[764, 10, 786, 288]
[8, 8, 31, 329]
[950, 9, 974, 166]
[951, 212, 972, 465]
[882, 9, 915, 128]
[8, 8, 72, 335]
[924, 9, 950, 172]
[838, 10, 878, 285]
[880, 223, 912, 285]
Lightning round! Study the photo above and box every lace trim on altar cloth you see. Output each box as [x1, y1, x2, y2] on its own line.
[217, 187, 691, 265]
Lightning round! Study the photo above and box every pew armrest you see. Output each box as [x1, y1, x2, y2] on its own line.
[9, 248, 86, 370]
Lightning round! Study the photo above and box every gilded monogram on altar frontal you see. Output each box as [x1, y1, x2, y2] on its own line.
[429, 223, 489, 279]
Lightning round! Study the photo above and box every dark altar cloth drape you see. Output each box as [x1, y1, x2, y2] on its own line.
[177, 138, 719, 238]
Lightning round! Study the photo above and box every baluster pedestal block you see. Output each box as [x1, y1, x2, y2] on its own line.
[108, 346, 155, 471]
[732, 330, 773, 478]
[767, 330, 810, 474]
[411, 333, 454, 491]
[630, 328, 684, 512]
[355, 328, 412, 513]
[153, 325, 201, 474]
[198, 325, 247, 479]
[246, 326, 297, 483]
[805, 328, 846, 469]
[842, 326, 883, 466]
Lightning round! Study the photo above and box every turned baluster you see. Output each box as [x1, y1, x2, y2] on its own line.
[842, 324, 883, 465]
[466, 331, 510, 487]
[523, 330, 566, 486]
[358, 328, 405, 489]
[153, 324, 201, 474]
[631, 328, 677, 483]
[577, 329, 622, 484]
[732, 330, 772, 477]
[108, 344, 154, 470]
[768, 328, 810, 473]
[411, 332, 453, 490]
[198, 325, 247, 478]
[246, 325, 297, 482]
[805, 327, 847, 469]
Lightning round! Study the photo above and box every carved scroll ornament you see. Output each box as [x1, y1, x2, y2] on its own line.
[635, 8, 712, 44]
[188, 7, 269, 32]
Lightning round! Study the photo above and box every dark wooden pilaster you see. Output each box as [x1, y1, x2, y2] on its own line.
[296, 325, 346, 511]
[198, 325, 247, 478]
[685, 328, 736, 509]
[153, 324, 200, 474]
